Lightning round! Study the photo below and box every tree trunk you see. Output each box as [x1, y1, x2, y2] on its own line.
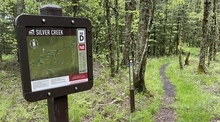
[184, 52, 190, 66]
[153, 27, 156, 56]
[169, 23, 173, 55]
[162, 0, 168, 56]
[105, 0, 115, 76]
[212, 0, 218, 61]
[208, 0, 217, 66]
[178, 7, 184, 69]
[134, 0, 153, 95]
[0, 53, 2, 63]
[121, 0, 136, 66]
[208, 37, 213, 66]
[114, 0, 120, 73]
[72, 0, 78, 17]
[198, 0, 211, 74]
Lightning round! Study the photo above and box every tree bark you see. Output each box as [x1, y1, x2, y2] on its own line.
[208, 0, 216, 66]
[134, 0, 153, 94]
[198, 0, 211, 74]
[72, 0, 78, 17]
[178, 7, 184, 69]
[114, 0, 120, 73]
[0, 53, 2, 63]
[121, 0, 136, 66]
[184, 52, 190, 66]
[105, 0, 115, 76]
[162, 0, 168, 56]
[211, 0, 218, 61]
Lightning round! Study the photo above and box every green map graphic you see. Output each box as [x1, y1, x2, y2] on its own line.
[27, 36, 79, 81]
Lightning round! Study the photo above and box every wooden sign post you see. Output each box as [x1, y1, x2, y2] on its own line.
[40, 4, 69, 122]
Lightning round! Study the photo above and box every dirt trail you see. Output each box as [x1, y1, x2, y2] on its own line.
[155, 63, 176, 122]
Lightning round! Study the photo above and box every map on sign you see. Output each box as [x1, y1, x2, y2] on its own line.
[26, 28, 88, 92]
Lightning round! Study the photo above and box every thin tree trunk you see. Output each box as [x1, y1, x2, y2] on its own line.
[178, 7, 184, 69]
[162, 0, 168, 56]
[120, 26, 123, 53]
[208, 0, 217, 66]
[198, 0, 211, 74]
[114, 0, 120, 73]
[208, 37, 213, 66]
[105, 0, 115, 76]
[184, 52, 190, 66]
[169, 23, 173, 55]
[121, 0, 136, 66]
[212, 0, 218, 61]
[72, 0, 78, 17]
[0, 53, 2, 63]
[153, 27, 156, 56]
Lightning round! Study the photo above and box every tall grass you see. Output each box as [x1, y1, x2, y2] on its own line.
[166, 52, 220, 122]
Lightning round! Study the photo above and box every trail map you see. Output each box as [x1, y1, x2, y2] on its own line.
[26, 28, 88, 92]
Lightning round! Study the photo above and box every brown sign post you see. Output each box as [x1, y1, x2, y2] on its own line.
[15, 4, 93, 122]
[40, 4, 69, 122]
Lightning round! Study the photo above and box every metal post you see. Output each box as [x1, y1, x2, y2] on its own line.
[129, 59, 135, 113]
[40, 4, 69, 122]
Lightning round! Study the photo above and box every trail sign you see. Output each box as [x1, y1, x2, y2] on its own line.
[16, 15, 93, 102]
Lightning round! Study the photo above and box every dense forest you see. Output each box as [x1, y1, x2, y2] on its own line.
[1, 0, 220, 121]
[0, 0, 219, 97]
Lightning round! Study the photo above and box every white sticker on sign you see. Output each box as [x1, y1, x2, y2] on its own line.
[77, 29, 86, 43]
[78, 51, 87, 73]
[31, 76, 70, 92]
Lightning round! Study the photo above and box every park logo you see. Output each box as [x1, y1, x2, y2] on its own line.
[29, 39, 39, 49]
[28, 29, 35, 35]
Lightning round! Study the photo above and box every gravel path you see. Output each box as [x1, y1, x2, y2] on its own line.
[155, 63, 176, 122]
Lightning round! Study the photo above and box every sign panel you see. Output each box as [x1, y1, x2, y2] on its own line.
[26, 28, 88, 92]
[15, 15, 93, 102]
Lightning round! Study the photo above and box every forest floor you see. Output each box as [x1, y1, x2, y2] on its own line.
[154, 63, 176, 122]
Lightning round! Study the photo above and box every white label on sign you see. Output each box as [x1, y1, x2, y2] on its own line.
[77, 28, 87, 73]
[78, 51, 87, 73]
[77, 29, 86, 43]
[31, 76, 70, 92]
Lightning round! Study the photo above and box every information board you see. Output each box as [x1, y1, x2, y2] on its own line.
[16, 15, 93, 102]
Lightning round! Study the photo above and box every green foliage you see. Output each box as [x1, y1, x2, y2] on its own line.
[170, 0, 185, 8]
[148, 0, 204, 56]
[0, 0, 208, 60]
[68, 95, 90, 122]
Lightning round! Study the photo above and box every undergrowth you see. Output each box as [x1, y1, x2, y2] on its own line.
[0, 54, 164, 122]
[0, 52, 219, 122]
